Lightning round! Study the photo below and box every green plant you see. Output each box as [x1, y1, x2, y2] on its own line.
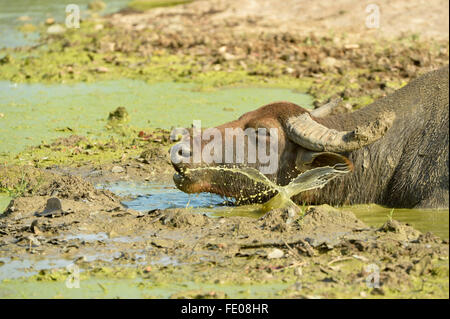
[294, 202, 308, 226]
[0, 170, 28, 198]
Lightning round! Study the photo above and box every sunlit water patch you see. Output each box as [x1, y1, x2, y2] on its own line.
[0, 253, 127, 281]
[101, 181, 231, 211]
[0, 257, 74, 280]
[0, 0, 131, 48]
[0, 233, 175, 282]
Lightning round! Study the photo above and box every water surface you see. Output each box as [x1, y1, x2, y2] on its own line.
[0, 0, 131, 48]
[0, 80, 313, 156]
[104, 181, 231, 210]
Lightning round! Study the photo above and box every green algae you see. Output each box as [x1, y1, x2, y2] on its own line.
[1, 16, 444, 120]
[0, 277, 292, 299]
[0, 7, 447, 113]
[1, 255, 447, 299]
[0, 46, 315, 90]
[17, 23, 37, 33]
[0, 80, 313, 164]
[0, 20, 319, 105]
[3, 134, 145, 168]
[0, 0, 131, 48]
[88, 0, 107, 12]
[0, 19, 313, 88]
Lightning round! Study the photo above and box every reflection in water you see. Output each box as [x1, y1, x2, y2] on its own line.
[102, 181, 231, 211]
[0, 257, 74, 280]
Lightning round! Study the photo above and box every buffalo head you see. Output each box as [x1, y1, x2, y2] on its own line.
[170, 99, 395, 204]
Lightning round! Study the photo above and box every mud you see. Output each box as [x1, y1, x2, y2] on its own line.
[0, 164, 448, 298]
[1, 1, 448, 109]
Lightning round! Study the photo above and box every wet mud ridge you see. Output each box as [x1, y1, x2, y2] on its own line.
[0, 167, 448, 298]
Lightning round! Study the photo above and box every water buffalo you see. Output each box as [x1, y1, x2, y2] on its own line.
[171, 66, 449, 209]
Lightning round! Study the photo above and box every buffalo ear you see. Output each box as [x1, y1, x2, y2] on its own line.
[296, 151, 353, 172]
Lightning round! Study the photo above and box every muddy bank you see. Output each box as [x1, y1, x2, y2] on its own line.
[0, 128, 173, 181]
[120, 0, 449, 41]
[0, 1, 448, 110]
[0, 166, 448, 298]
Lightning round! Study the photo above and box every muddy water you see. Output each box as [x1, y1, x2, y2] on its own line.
[1, 278, 292, 298]
[107, 181, 449, 240]
[342, 205, 449, 241]
[0, 80, 313, 156]
[0, 0, 131, 48]
[0, 257, 74, 280]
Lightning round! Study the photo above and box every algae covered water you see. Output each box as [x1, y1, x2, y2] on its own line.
[0, 0, 131, 48]
[0, 276, 292, 299]
[0, 80, 313, 157]
[342, 205, 449, 241]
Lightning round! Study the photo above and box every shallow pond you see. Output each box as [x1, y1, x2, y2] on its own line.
[104, 181, 232, 210]
[0, 80, 313, 156]
[0, 277, 292, 298]
[105, 181, 449, 240]
[0, 0, 131, 48]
